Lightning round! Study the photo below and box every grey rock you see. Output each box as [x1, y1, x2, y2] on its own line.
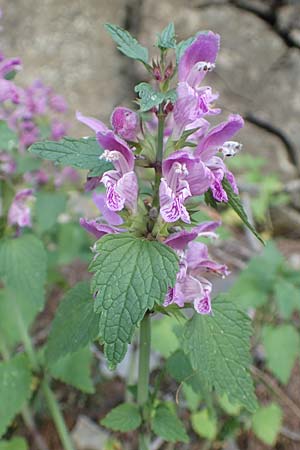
[1, 0, 129, 136]
[71, 415, 109, 450]
[253, 49, 300, 172]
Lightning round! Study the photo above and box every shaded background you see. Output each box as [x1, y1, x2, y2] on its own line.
[2, 0, 300, 374]
[2, 1, 300, 449]
[1, 0, 300, 177]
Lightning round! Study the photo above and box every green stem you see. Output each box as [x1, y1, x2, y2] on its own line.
[42, 380, 75, 450]
[14, 304, 39, 371]
[137, 314, 151, 449]
[156, 108, 165, 167]
[151, 106, 166, 211]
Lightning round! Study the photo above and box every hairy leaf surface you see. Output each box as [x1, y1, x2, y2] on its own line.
[222, 178, 264, 244]
[157, 23, 176, 49]
[105, 24, 148, 64]
[90, 233, 178, 368]
[101, 403, 142, 432]
[151, 404, 189, 443]
[0, 355, 32, 437]
[0, 235, 47, 347]
[29, 137, 112, 175]
[46, 281, 100, 364]
[183, 295, 257, 412]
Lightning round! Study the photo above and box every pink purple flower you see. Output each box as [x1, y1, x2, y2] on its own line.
[111, 106, 140, 141]
[164, 222, 229, 314]
[8, 188, 34, 228]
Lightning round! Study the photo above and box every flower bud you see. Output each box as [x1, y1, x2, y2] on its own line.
[152, 60, 163, 81]
[111, 107, 140, 141]
[164, 62, 174, 80]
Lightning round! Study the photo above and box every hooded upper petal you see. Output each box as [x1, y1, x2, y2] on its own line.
[195, 114, 244, 161]
[76, 111, 107, 134]
[178, 32, 220, 87]
[97, 130, 134, 172]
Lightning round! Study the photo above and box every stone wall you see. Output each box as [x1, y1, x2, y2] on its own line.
[2, 0, 300, 176]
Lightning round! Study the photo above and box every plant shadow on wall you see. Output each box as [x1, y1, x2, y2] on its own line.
[1, 17, 300, 450]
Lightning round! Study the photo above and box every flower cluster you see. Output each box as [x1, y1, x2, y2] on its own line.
[78, 32, 244, 314]
[0, 11, 73, 232]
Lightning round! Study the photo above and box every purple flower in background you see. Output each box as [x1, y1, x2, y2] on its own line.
[159, 151, 212, 223]
[23, 169, 49, 186]
[8, 188, 34, 228]
[0, 152, 16, 174]
[51, 119, 68, 141]
[97, 130, 138, 212]
[0, 79, 20, 103]
[54, 167, 80, 188]
[49, 93, 68, 113]
[111, 107, 140, 141]
[0, 56, 22, 78]
[164, 222, 229, 314]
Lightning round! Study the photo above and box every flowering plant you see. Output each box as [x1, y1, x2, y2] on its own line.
[28, 22, 263, 447]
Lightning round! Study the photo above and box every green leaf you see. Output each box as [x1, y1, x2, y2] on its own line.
[35, 192, 67, 233]
[166, 350, 194, 383]
[56, 222, 90, 265]
[29, 137, 113, 174]
[204, 189, 218, 209]
[183, 295, 257, 412]
[157, 23, 176, 49]
[222, 177, 264, 244]
[90, 233, 178, 369]
[15, 155, 41, 174]
[176, 37, 195, 63]
[274, 279, 300, 319]
[152, 316, 181, 358]
[252, 403, 282, 445]
[0, 121, 18, 149]
[164, 89, 177, 104]
[4, 70, 17, 81]
[0, 438, 28, 450]
[262, 324, 300, 384]
[101, 403, 142, 432]
[0, 355, 32, 437]
[151, 403, 189, 443]
[230, 241, 283, 309]
[134, 83, 165, 112]
[105, 23, 148, 65]
[0, 235, 47, 347]
[46, 282, 100, 365]
[49, 347, 94, 393]
[182, 383, 201, 412]
[191, 409, 217, 440]
[218, 394, 241, 416]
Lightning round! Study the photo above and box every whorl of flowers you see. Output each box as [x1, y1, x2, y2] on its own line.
[0, 10, 74, 231]
[79, 32, 243, 314]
